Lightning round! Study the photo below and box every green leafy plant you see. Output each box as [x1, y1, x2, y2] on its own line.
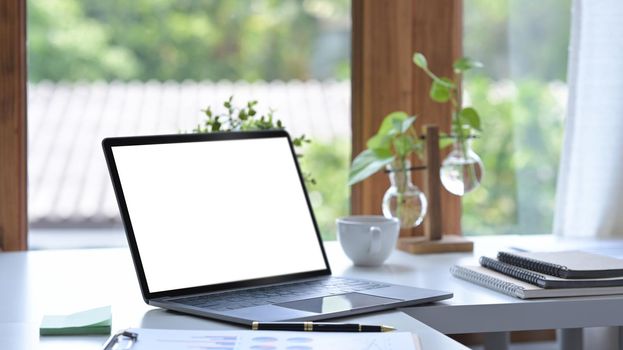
[192, 96, 315, 184]
[347, 54, 484, 227]
[348, 111, 423, 186]
[412, 52, 483, 143]
[348, 111, 426, 228]
[349, 54, 484, 188]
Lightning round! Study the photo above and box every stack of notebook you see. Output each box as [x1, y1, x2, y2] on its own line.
[451, 250, 623, 299]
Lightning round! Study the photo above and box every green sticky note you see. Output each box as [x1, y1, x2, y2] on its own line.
[40, 306, 112, 336]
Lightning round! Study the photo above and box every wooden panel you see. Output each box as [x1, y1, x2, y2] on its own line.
[411, 0, 463, 235]
[351, 0, 462, 236]
[0, 0, 28, 251]
[351, 0, 415, 221]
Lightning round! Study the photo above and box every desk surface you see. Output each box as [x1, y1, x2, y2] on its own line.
[0, 242, 468, 350]
[394, 235, 623, 334]
[3, 234, 623, 350]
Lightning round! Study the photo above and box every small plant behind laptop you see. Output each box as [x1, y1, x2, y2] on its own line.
[191, 96, 315, 185]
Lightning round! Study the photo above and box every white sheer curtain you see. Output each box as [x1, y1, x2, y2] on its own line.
[553, 0, 623, 238]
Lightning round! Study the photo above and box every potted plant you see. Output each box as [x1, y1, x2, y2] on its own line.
[413, 52, 484, 196]
[348, 111, 427, 228]
[191, 96, 315, 185]
[348, 53, 484, 228]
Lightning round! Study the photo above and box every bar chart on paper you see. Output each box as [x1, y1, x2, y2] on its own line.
[121, 328, 421, 350]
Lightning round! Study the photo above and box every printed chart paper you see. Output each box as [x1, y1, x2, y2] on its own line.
[123, 328, 421, 350]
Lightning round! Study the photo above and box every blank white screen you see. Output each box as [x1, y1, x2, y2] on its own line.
[112, 137, 327, 293]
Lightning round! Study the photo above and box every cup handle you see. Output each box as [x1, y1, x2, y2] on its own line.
[368, 226, 382, 254]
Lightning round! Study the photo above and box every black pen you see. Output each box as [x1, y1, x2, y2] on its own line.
[251, 321, 395, 332]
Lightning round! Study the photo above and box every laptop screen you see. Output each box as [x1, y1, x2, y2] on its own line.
[110, 135, 328, 293]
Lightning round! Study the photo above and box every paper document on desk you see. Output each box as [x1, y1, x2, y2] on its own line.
[121, 328, 421, 350]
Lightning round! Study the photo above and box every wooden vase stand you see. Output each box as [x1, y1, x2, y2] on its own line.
[396, 125, 474, 254]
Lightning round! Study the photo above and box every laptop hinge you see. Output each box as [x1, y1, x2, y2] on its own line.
[153, 276, 332, 302]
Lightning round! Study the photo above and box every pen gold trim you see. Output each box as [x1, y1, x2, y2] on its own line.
[250, 321, 396, 332]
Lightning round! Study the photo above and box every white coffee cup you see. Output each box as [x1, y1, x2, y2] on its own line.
[336, 215, 400, 267]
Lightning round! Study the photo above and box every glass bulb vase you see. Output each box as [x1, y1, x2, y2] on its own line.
[440, 138, 484, 196]
[382, 160, 427, 229]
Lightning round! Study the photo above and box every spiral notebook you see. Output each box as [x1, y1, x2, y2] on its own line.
[450, 265, 623, 299]
[497, 251, 623, 279]
[479, 257, 623, 289]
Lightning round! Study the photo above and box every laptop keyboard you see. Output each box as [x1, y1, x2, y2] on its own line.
[172, 277, 390, 311]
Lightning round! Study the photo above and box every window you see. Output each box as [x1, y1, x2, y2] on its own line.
[462, 0, 570, 235]
[5, 0, 513, 250]
[27, 0, 351, 248]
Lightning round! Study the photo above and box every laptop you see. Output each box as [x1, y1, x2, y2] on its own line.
[102, 130, 452, 325]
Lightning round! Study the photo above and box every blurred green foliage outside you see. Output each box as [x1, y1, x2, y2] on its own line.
[300, 139, 350, 240]
[462, 77, 565, 235]
[462, 0, 570, 235]
[28, 0, 351, 82]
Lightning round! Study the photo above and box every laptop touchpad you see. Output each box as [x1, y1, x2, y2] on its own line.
[277, 293, 400, 314]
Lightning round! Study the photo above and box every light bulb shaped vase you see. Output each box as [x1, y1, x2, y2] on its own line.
[382, 160, 427, 229]
[440, 138, 484, 196]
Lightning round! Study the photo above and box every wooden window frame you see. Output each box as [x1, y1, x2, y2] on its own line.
[351, 0, 463, 236]
[0, 0, 28, 251]
[0, 0, 462, 250]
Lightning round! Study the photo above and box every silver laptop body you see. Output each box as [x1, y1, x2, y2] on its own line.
[102, 130, 452, 325]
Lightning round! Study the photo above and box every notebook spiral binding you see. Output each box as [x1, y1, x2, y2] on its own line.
[479, 257, 545, 287]
[450, 265, 524, 298]
[497, 252, 569, 278]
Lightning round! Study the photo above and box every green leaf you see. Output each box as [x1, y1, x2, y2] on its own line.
[377, 111, 409, 135]
[453, 57, 483, 73]
[350, 149, 375, 172]
[435, 77, 455, 89]
[349, 150, 394, 186]
[430, 80, 451, 102]
[459, 107, 482, 131]
[372, 148, 393, 158]
[413, 52, 428, 69]
[396, 116, 416, 133]
[203, 107, 212, 117]
[393, 134, 413, 158]
[211, 119, 221, 131]
[366, 134, 392, 157]
[391, 118, 403, 134]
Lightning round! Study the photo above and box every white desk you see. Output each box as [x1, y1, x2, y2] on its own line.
[3, 235, 623, 350]
[328, 235, 623, 350]
[0, 246, 466, 350]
